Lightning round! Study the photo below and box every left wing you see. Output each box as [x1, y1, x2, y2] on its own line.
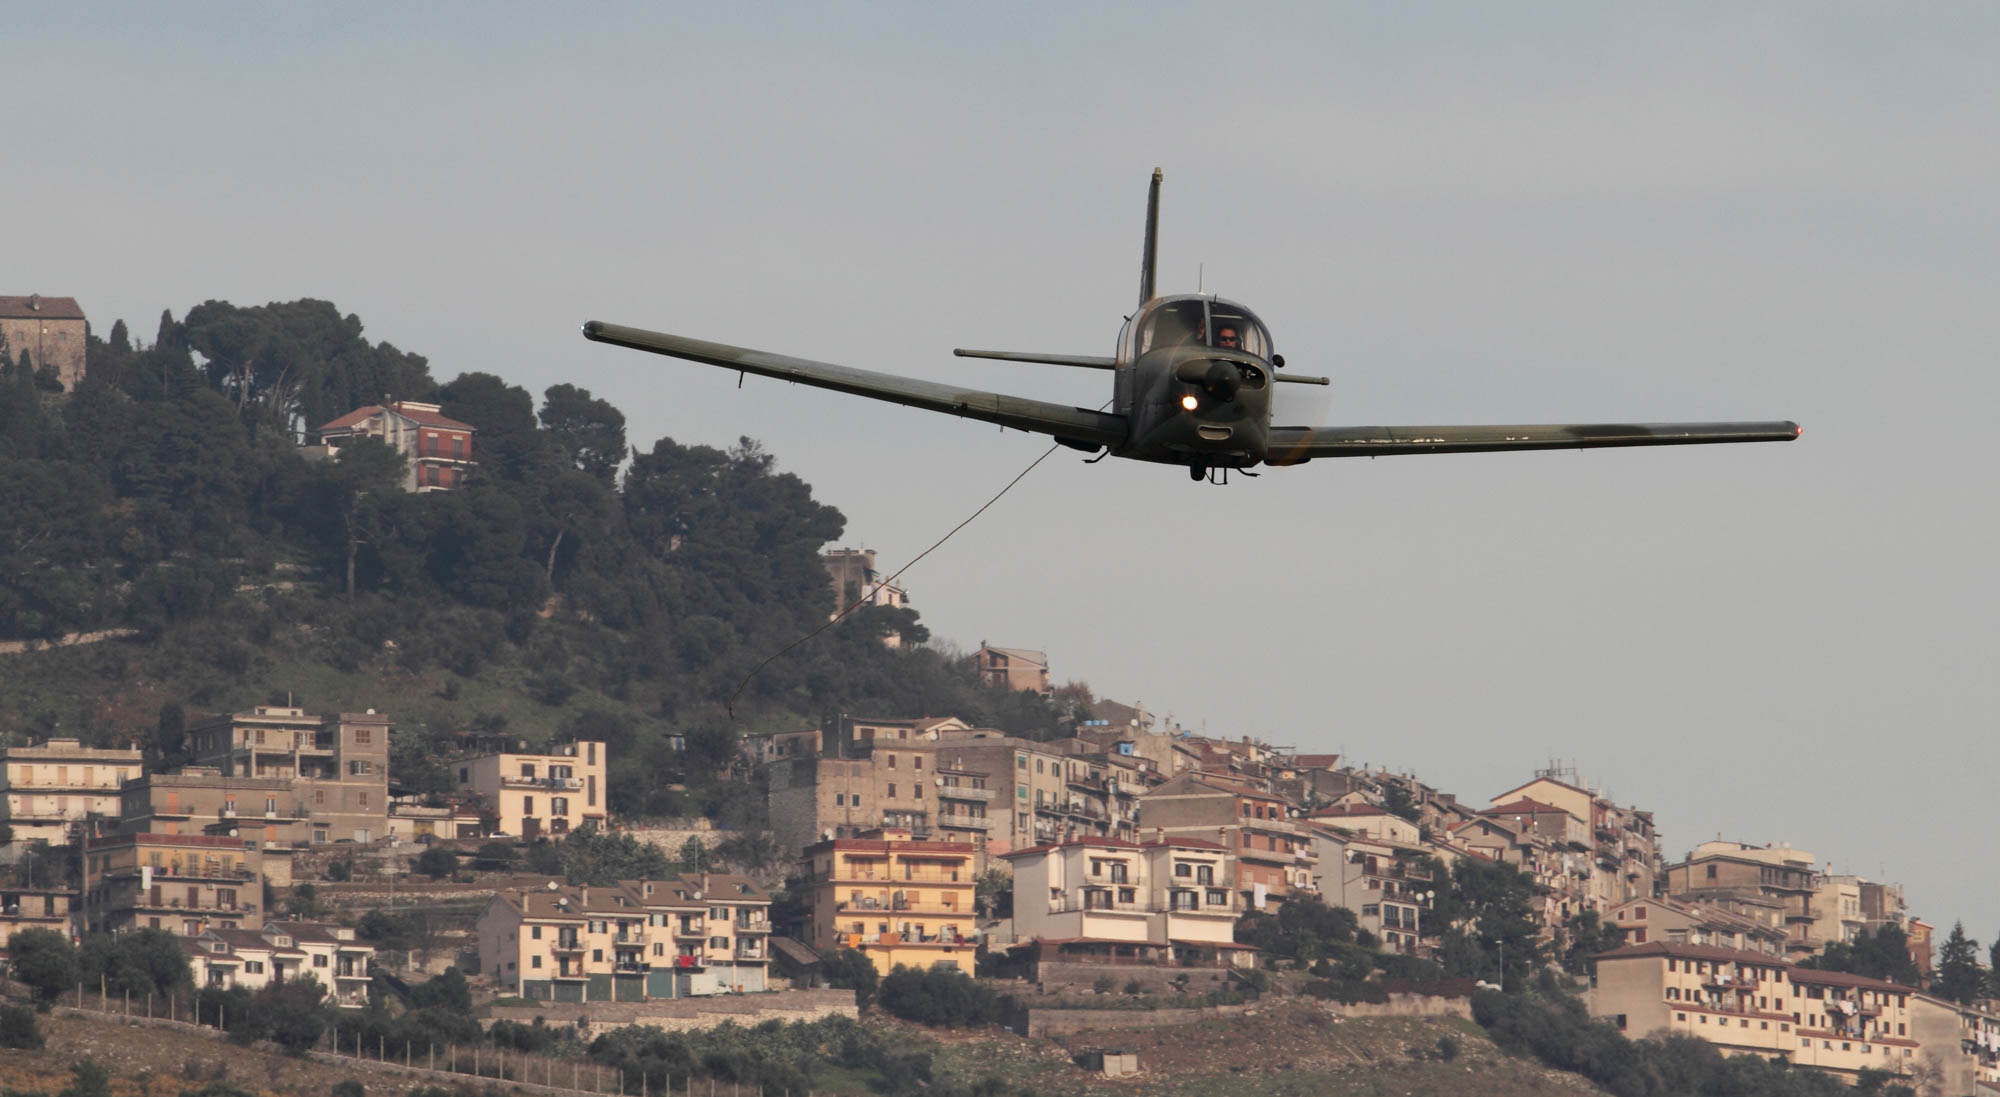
[583, 321, 1128, 449]
[1264, 421, 1800, 464]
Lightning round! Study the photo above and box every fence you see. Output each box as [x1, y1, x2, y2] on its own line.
[60, 984, 827, 1097]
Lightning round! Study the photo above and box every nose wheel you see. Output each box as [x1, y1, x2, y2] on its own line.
[1189, 463, 1206, 482]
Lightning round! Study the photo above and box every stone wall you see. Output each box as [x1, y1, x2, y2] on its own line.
[1019, 993, 1471, 1038]
[1026, 962, 1233, 997]
[483, 989, 856, 1035]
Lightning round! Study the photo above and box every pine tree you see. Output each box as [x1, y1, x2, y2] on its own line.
[1934, 921, 1984, 1004]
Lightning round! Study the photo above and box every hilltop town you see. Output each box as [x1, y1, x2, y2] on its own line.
[0, 295, 1990, 1096]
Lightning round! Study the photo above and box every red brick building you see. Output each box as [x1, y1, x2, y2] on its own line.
[312, 400, 476, 492]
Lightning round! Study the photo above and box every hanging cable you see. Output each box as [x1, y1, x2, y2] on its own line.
[726, 427, 1089, 718]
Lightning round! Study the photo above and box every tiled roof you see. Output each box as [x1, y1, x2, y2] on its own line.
[1483, 797, 1571, 817]
[0, 295, 85, 320]
[315, 402, 474, 434]
[1002, 835, 1143, 859]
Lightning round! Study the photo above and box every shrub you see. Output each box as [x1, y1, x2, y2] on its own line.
[414, 846, 458, 879]
[0, 1004, 43, 1049]
[331, 1083, 363, 1097]
[1092, 976, 1115, 995]
[820, 948, 879, 1009]
[876, 966, 1003, 1028]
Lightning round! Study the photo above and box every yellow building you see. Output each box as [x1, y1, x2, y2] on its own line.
[455, 741, 607, 839]
[1592, 941, 1922, 1084]
[801, 827, 977, 976]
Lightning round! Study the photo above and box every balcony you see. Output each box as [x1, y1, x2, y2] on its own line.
[734, 942, 765, 961]
[936, 814, 996, 832]
[733, 917, 769, 934]
[672, 953, 705, 970]
[827, 868, 966, 885]
[500, 775, 584, 790]
[673, 921, 706, 939]
[937, 784, 996, 802]
[552, 938, 585, 952]
[1049, 896, 1146, 915]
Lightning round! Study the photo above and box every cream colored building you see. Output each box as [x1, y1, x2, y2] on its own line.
[184, 705, 392, 844]
[800, 828, 977, 976]
[1310, 827, 1437, 955]
[0, 888, 74, 953]
[1592, 941, 1922, 1084]
[455, 741, 607, 840]
[0, 739, 144, 844]
[478, 873, 769, 1002]
[1004, 835, 1240, 963]
[186, 922, 375, 1007]
[1607, 896, 1788, 956]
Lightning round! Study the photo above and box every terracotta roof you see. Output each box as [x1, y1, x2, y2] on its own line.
[0, 295, 85, 320]
[1140, 837, 1226, 851]
[1482, 797, 1572, 817]
[1291, 754, 1341, 770]
[1311, 803, 1392, 818]
[1787, 967, 1915, 992]
[1002, 835, 1143, 859]
[1595, 941, 1789, 966]
[316, 402, 474, 434]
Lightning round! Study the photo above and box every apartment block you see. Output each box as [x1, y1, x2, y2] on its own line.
[185, 705, 390, 843]
[767, 743, 956, 858]
[1909, 993, 2000, 1095]
[934, 731, 1126, 856]
[1592, 941, 1923, 1085]
[1607, 896, 1788, 955]
[119, 769, 306, 847]
[1488, 773, 1661, 916]
[976, 643, 1050, 695]
[455, 741, 607, 840]
[1309, 826, 1437, 955]
[478, 873, 769, 1002]
[1003, 835, 1243, 965]
[0, 738, 144, 844]
[0, 888, 75, 953]
[1139, 771, 1315, 910]
[1663, 841, 1821, 959]
[799, 828, 976, 976]
[83, 833, 265, 936]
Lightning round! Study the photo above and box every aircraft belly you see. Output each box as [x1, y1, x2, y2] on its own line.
[1121, 401, 1264, 466]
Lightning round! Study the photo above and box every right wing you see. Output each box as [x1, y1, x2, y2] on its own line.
[583, 321, 1128, 449]
[1264, 421, 1800, 464]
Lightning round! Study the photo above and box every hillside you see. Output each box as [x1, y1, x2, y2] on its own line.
[0, 298, 1085, 829]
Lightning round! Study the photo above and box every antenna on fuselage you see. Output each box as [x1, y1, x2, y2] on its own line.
[1197, 263, 1204, 295]
[1138, 168, 1162, 306]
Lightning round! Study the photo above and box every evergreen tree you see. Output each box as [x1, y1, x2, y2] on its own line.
[1934, 922, 1984, 1004]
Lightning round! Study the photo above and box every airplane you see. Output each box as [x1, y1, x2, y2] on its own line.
[583, 170, 1798, 483]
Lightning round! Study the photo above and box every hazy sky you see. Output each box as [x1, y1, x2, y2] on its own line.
[19, 4, 1999, 940]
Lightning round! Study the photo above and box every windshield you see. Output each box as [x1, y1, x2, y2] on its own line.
[1135, 298, 1271, 359]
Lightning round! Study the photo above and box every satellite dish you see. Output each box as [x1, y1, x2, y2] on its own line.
[546, 881, 559, 891]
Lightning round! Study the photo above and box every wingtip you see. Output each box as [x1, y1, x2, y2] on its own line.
[581, 320, 605, 340]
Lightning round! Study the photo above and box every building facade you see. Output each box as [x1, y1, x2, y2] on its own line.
[455, 741, 607, 840]
[0, 295, 87, 390]
[82, 833, 266, 936]
[799, 828, 976, 976]
[311, 400, 476, 492]
[185, 705, 391, 843]
[1004, 835, 1241, 964]
[0, 739, 145, 844]
[1592, 941, 1923, 1084]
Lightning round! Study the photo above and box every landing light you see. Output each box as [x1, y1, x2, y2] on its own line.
[1180, 395, 1199, 411]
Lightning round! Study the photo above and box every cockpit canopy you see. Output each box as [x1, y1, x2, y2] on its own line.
[1124, 296, 1273, 360]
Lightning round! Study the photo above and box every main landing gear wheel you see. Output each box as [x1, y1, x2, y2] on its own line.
[1189, 463, 1206, 482]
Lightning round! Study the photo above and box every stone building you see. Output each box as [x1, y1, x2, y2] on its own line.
[0, 295, 86, 390]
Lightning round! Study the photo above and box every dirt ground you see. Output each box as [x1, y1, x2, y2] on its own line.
[915, 1000, 1606, 1097]
[0, 1013, 503, 1097]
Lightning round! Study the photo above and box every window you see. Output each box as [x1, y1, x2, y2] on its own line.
[1636, 907, 1647, 920]
[887, 784, 897, 799]
[523, 796, 535, 815]
[552, 797, 569, 816]
[1016, 755, 1027, 770]
[888, 755, 897, 769]
[314, 954, 328, 968]
[834, 794, 845, 806]
[531, 955, 542, 969]
[531, 926, 542, 939]
[913, 756, 923, 770]
[458, 767, 469, 783]
[354, 727, 371, 745]
[245, 961, 264, 974]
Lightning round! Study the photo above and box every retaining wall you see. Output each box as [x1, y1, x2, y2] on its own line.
[485, 989, 857, 1035]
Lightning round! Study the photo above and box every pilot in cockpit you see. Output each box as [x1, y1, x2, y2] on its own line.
[1213, 324, 1241, 350]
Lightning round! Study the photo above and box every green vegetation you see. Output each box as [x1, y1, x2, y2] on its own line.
[0, 1004, 43, 1049]
[586, 1015, 1009, 1097]
[819, 948, 879, 1009]
[1797, 922, 1922, 985]
[876, 965, 1005, 1028]
[1473, 988, 1913, 1097]
[1, 297, 1078, 825]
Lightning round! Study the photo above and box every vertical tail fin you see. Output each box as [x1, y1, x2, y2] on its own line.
[1138, 168, 1162, 307]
